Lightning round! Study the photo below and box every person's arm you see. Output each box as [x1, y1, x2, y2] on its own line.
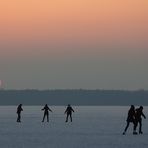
[142, 112, 146, 119]
[64, 108, 68, 114]
[49, 108, 52, 112]
[71, 107, 74, 112]
[41, 107, 45, 111]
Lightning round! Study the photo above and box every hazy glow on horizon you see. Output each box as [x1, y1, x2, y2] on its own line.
[0, 0, 148, 89]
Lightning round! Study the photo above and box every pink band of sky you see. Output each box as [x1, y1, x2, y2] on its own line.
[0, 0, 148, 56]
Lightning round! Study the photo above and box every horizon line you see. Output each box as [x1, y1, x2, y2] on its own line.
[0, 88, 147, 92]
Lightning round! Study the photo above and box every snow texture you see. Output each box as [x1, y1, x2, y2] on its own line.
[0, 106, 148, 148]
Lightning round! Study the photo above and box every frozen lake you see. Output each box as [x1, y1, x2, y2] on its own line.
[0, 106, 148, 148]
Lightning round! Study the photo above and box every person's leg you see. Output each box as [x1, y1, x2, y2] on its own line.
[19, 114, 21, 122]
[42, 113, 45, 122]
[123, 121, 130, 134]
[47, 114, 49, 122]
[17, 113, 20, 122]
[133, 120, 138, 134]
[70, 113, 72, 122]
[66, 114, 69, 122]
[139, 119, 142, 134]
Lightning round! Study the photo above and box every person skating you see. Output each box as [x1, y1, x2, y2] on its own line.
[16, 104, 23, 122]
[41, 104, 52, 122]
[123, 105, 137, 135]
[134, 106, 146, 134]
[65, 104, 74, 122]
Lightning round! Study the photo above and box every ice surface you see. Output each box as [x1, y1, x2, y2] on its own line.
[0, 106, 148, 148]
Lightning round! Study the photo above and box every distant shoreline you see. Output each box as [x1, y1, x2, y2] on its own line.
[0, 89, 148, 105]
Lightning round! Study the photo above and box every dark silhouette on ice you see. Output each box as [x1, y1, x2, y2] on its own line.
[134, 106, 146, 134]
[16, 104, 23, 122]
[123, 105, 137, 135]
[41, 104, 52, 122]
[65, 104, 74, 122]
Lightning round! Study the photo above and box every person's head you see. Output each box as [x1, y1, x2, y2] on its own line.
[139, 106, 143, 110]
[19, 104, 22, 106]
[45, 104, 48, 107]
[68, 104, 70, 107]
[130, 105, 135, 110]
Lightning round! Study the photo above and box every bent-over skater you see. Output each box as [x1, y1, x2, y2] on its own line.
[16, 104, 23, 122]
[123, 105, 137, 135]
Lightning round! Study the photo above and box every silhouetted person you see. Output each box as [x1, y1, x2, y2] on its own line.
[16, 104, 23, 122]
[123, 105, 137, 135]
[65, 104, 74, 122]
[42, 104, 52, 122]
[134, 106, 146, 134]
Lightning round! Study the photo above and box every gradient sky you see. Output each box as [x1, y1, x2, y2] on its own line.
[0, 0, 148, 89]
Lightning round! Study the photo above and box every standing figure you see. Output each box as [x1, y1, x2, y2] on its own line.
[16, 104, 23, 122]
[123, 105, 137, 135]
[42, 104, 52, 122]
[134, 106, 146, 134]
[65, 104, 74, 122]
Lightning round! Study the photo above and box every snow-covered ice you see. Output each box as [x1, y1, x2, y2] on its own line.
[0, 106, 148, 148]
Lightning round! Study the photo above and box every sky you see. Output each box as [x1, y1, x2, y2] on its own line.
[0, 0, 148, 90]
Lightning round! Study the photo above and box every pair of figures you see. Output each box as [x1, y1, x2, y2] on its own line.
[41, 104, 74, 122]
[123, 105, 146, 135]
[16, 104, 74, 123]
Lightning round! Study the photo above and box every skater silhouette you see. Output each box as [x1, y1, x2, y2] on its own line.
[41, 104, 52, 122]
[16, 104, 23, 122]
[65, 104, 74, 122]
[123, 105, 137, 135]
[134, 106, 146, 134]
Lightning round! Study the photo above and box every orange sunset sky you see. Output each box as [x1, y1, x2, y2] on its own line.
[0, 0, 148, 89]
